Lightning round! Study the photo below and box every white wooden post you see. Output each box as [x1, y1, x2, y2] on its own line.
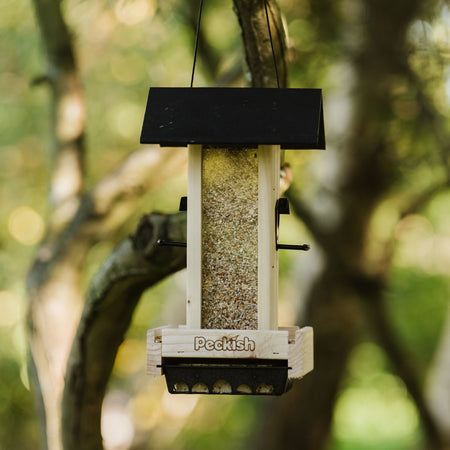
[186, 144, 202, 329]
[258, 145, 280, 330]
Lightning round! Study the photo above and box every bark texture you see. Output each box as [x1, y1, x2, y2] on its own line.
[28, 0, 86, 447]
[233, 0, 288, 87]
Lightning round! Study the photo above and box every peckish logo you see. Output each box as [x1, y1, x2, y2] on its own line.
[194, 336, 256, 352]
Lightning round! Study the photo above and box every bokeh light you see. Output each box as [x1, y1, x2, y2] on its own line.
[107, 102, 144, 140]
[114, 0, 155, 26]
[8, 206, 45, 246]
[115, 339, 146, 376]
[102, 391, 135, 450]
[333, 343, 421, 448]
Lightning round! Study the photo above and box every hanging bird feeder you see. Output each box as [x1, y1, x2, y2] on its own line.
[140, 87, 325, 395]
[140, 0, 325, 395]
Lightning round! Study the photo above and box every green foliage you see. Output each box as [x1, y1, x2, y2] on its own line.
[387, 269, 449, 369]
[172, 397, 258, 450]
[0, 352, 40, 449]
[0, 0, 48, 444]
[330, 342, 423, 450]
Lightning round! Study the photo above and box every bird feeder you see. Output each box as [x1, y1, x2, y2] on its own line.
[141, 87, 325, 395]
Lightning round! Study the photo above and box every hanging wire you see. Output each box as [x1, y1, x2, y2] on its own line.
[190, 0, 205, 87]
[263, 0, 280, 88]
[190, 0, 280, 88]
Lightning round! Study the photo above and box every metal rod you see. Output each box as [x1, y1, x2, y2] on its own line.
[277, 244, 310, 251]
[157, 240, 187, 248]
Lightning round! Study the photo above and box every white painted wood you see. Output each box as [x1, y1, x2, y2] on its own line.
[146, 328, 163, 376]
[288, 327, 314, 379]
[258, 145, 280, 330]
[186, 145, 202, 329]
[160, 328, 289, 359]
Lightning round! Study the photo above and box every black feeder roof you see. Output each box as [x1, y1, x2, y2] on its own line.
[140, 87, 325, 150]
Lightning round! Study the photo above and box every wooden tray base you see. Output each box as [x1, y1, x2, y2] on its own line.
[147, 326, 313, 395]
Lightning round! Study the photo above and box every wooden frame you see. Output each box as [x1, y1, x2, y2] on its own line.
[147, 326, 314, 380]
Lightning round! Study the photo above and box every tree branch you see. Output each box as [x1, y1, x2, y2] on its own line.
[29, 0, 87, 446]
[61, 212, 186, 450]
[232, 0, 288, 87]
[29, 148, 186, 289]
[31, 0, 86, 211]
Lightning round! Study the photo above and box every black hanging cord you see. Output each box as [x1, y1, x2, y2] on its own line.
[190, 0, 280, 88]
[263, 0, 280, 88]
[190, 0, 204, 87]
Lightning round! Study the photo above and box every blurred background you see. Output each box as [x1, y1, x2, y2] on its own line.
[1, 0, 449, 448]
